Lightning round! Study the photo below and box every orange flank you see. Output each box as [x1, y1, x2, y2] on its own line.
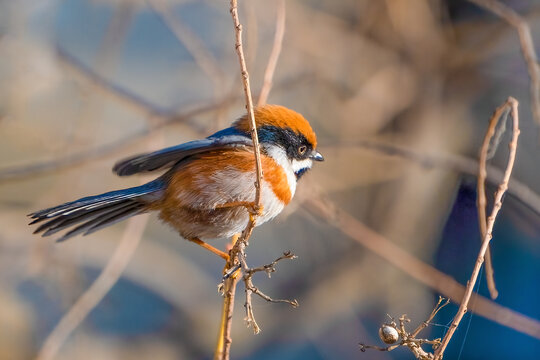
[164, 149, 292, 207]
[261, 155, 292, 204]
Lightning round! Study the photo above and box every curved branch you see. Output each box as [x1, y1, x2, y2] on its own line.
[435, 97, 520, 359]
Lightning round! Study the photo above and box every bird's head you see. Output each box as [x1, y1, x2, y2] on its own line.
[233, 105, 323, 179]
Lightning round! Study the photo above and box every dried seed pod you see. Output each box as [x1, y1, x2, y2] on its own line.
[379, 324, 399, 344]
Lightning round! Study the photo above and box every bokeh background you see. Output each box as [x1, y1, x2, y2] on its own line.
[0, 0, 539, 359]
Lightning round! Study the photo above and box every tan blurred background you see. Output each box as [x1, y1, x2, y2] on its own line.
[0, 0, 539, 359]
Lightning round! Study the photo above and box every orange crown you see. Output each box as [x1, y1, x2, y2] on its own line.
[234, 105, 317, 147]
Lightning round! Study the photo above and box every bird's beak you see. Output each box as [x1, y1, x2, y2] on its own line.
[310, 150, 324, 161]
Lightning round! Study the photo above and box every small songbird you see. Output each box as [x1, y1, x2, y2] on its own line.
[29, 105, 323, 260]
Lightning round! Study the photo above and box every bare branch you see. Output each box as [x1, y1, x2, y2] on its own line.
[215, 1, 264, 358]
[410, 297, 450, 338]
[215, 254, 240, 360]
[240, 250, 298, 333]
[245, 251, 297, 278]
[477, 108, 510, 300]
[435, 97, 521, 359]
[229, 0, 263, 210]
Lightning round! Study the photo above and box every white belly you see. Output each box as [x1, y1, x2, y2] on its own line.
[160, 169, 287, 240]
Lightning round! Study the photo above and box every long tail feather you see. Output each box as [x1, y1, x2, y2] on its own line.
[41, 202, 136, 237]
[56, 202, 145, 242]
[29, 179, 164, 241]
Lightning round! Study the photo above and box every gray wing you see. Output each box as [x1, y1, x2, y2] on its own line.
[113, 131, 252, 176]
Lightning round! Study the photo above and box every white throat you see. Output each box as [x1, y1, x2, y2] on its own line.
[265, 145, 297, 197]
[291, 158, 313, 174]
[264, 144, 313, 198]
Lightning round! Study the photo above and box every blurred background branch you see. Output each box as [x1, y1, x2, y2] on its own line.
[469, 0, 540, 138]
[1, 1, 539, 359]
[304, 195, 540, 340]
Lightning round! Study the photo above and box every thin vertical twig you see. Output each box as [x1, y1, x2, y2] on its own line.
[257, 0, 286, 106]
[214, 1, 264, 359]
[477, 106, 506, 299]
[229, 0, 263, 209]
[470, 0, 540, 293]
[435, 97, 520, 359]
[214, 235, 240, 360]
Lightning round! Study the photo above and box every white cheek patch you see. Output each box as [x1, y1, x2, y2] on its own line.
[291, 158, 312, 174]
[265, 145, 298, 197]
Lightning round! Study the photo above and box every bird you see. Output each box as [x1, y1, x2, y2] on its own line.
[28, 105, 323, 260]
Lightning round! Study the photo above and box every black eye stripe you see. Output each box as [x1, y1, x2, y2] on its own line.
[257, 126, 313, 160]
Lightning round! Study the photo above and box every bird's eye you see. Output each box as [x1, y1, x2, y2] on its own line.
[298, 145, 307, 155]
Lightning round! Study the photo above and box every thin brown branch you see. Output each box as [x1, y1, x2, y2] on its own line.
[217, 275, 239, 360]
[469, 0, 540, 133]
[410, 297, 450, 338]
[240, 250, 298, 333]
[257, 0, 286, 106]
[214, 235, 240, 360]
[229, 0, 263, 210]
[215, 1, 264, 359]
[479, 102, 511, 299]
[304, 196, 540, 340]
[435, 97, 520, 359]
[470, 0, 540, 295]
[477, 105, 511, 300]
[244, 250, 297, 278]
[35, 215, 149, 360]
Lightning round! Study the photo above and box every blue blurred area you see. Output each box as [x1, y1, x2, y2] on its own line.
[55, 0, 113, 61]
[434, 180, 540, 359]
[245, 342, 325, 360]
[18, 269, 174, 341]
[54, 0, 221, 107]
[85, 269, 173, 336]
